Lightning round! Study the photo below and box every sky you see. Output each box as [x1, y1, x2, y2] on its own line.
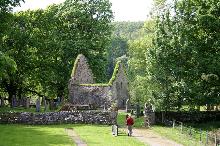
[14, 0, 154, 21]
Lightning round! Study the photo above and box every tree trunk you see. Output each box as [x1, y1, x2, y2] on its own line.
[57, 87, 65, 104]
[8, 90, 16, 107]
[4, 79, 17, 107]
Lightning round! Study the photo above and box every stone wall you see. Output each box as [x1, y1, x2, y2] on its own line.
[111, 63, 129, 108]
[0, 111, 116, 125]
[68, 54, 130, 109]
[70, 54, 94, 85]
[69, 85, 112, 108]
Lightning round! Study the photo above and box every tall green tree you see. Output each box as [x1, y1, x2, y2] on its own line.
[1, 12, 37, 101]
[107, 36, 128, 78]
[35, 0, 113, 97]
[0, 0, 113, 102]
[128, 20, 156, 104]
[0, 0, 23, 102]
[147, 0, 220, 111]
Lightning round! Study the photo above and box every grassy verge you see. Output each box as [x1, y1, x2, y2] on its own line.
[151, 121, 220, 146]
[0, 124, 147, 146]
[117, 111, 220, 146]
[152, 125, 202, 146]
[72, 124, 147, 146]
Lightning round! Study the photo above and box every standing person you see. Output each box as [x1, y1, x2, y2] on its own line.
[126, 115, 134, 136]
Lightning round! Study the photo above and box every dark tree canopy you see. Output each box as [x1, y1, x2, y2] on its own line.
[0, 0, 113, 102]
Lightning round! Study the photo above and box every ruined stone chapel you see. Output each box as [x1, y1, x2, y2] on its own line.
[68, 54, 129, 109]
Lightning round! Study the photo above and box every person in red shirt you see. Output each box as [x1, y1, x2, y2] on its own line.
[126, 115, 134, 136]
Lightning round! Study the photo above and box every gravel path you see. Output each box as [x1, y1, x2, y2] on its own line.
[65, 128, 87, 146]
[131, 128, 183, 146]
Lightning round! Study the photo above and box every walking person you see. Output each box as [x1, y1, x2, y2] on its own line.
[126, 115, 134, 136]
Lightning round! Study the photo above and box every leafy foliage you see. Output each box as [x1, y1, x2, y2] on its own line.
[108, 60, 120, 85]
[0, 0, 113, 102]
[147, 0, 220, 111]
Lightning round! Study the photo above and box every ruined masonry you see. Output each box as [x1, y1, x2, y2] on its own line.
[68, 54, 129, 109]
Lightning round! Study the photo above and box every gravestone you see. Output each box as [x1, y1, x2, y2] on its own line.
[112, 124, 118, 136]
[103, 102, 107, 111]
[11, 95, 17, 108]
[44, 101, 47, 112]
[20, 98, 26, 107]
[17, 98, 21, 107]
[26, 97, 30, 109]
[144, 103, 155, 127]
[45, 102, 49, 112]
[36, 98, 40, 112]
[126, 99, 130, 112]
[49, 99, 55, 110]
[42, 96, 47, 111]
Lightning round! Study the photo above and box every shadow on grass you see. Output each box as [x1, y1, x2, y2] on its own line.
[117, 131, 127, 137]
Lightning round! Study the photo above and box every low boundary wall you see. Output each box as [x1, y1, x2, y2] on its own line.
[0, 111, 116, 125]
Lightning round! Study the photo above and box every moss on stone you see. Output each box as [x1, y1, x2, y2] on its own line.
[79, 83, 109, 87]
[71, 57, 123, 86]
[108, 61, 121, 85]
[71, 54, 82, 77]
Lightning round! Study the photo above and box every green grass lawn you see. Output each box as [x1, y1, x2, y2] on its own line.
[0, 124, 75, 146]
[72, 124, 147, 146]
[0, 124, 147, 146]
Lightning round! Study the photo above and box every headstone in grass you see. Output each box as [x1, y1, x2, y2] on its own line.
[11, 95, 17, 108]
[144, 103, 155, 127]
[43, 96, 47, 111]
[49, 99, 56, 110]
[20, 98, 26, 107]
[103, 102, 107, 111]
[26, 97, 30, 109]
[126, 99, 130, 112]
[112, 124, 118, 136]
[44, 102, 48, 112]
[19, 98, 23, 107]
[36, 97, 40, 112]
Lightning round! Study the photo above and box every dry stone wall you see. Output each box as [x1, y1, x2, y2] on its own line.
[0, 111, 115, 125]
